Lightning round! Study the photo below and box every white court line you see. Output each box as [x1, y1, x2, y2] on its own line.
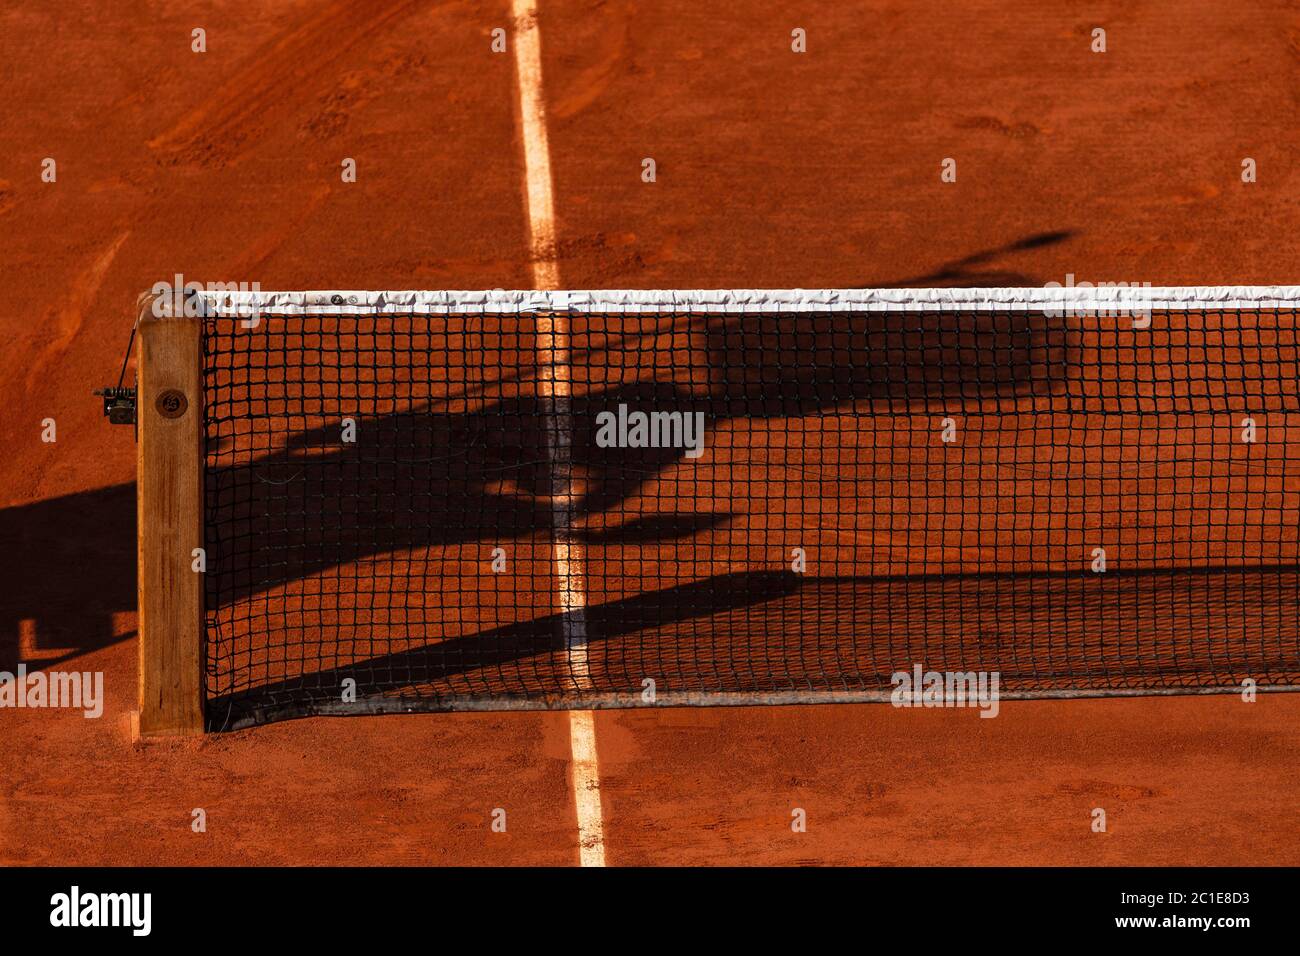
[512, 0, 560, 291]
[568, 709, 606, 867]
[511, 0, 606, 868]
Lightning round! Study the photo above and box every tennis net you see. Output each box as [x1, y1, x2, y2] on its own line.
[185, 288, 1300, 729]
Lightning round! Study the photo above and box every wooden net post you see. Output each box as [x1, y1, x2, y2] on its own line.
[136, 291, 204, 735]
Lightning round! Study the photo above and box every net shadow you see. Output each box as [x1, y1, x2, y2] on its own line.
[700, 307, 1076, 415]
[206, 308, 1079, 605]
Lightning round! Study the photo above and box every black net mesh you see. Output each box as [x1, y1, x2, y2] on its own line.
[200, 298, 1300, 729]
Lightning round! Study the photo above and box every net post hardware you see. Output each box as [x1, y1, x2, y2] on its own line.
[95, 289, 151, 430]
[93, 386, 137, 425]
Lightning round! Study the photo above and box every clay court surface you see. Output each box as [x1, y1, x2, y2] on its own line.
[2, 0, 1299, 865]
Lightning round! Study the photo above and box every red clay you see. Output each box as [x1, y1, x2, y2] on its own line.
[2, 0, 1298, 865]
